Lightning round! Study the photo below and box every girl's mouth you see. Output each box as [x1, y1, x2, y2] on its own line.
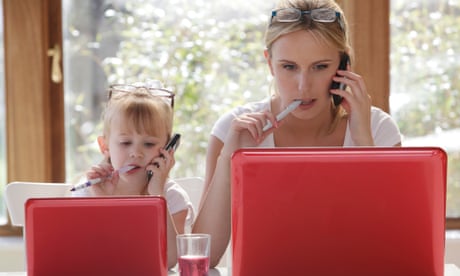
[118, 165, 138, 174]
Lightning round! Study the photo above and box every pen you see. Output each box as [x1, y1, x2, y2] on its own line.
[263, 99, 302, 132]
[70, 165, 136, 192]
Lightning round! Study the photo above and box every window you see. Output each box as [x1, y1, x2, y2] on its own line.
[390, 0, 460, 219]
[62, 0, 274, 182]
[1, 0, 458, 230]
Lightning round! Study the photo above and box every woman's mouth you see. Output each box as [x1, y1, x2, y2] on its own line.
[298, 99, 316, 107]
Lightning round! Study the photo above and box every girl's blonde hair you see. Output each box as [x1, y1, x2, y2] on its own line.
[102, 88, 173, 141]
[265, 0, 352, 131]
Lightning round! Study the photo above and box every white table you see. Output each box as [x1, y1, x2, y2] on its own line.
[1, 264, 459, 275]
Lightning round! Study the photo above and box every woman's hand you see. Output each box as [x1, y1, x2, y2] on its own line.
[221, 111, 277, 158]
[146, 148, 176, 196]
[331, 67, 374, 146]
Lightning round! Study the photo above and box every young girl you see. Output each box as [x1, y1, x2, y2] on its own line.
[76, 82, 194, 269]
[193, 0, 402, 267]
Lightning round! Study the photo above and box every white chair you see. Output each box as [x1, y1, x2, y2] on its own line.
[4, 182, 71, 226]
[174, 176, 205, 216]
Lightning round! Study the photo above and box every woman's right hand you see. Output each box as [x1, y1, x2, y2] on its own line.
[221, 111, 276, 158]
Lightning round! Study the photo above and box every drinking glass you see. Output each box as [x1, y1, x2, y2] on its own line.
[176, 233, 211, 276]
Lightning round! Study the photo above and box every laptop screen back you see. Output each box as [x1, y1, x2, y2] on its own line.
[231, 147, 447, 276]
[25, 196, 167, 276]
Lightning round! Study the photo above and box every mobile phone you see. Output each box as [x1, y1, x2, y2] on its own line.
[164, 133, 181, 151]
[330, 53, 350, 106]
[147, 133, 181, 181]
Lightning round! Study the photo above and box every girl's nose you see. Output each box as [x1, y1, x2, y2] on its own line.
[129, 148, 144, 158]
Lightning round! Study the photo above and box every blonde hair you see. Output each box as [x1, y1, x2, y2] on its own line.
[265, 0, 350, 55]
[265, 0, 351, 131]
[102, 88, 173, 141]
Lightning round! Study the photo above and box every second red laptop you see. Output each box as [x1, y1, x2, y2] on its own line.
[25, 196, 167, 276]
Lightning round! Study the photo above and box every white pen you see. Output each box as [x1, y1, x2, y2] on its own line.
[70, 165, 136, 192]
[263, 99, 302, 132]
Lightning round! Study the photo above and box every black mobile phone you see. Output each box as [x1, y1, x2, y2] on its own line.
[330, 53, 350, 106]
[164, 133, 181, 151]
[147, 133, 181, 181]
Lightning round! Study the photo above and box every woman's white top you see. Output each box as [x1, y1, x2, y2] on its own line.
[211, 98, 401, 147]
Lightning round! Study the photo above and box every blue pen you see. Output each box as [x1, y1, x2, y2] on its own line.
[70, 165, 135, 192]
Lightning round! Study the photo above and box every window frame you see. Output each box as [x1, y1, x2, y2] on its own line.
[1, 0, 458, 235]
[0, 0, 64, 236]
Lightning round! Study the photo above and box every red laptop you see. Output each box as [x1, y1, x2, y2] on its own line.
[231, 147, 447, 276]
[25, 196, 167, 276]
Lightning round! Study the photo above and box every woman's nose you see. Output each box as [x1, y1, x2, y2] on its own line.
[297, 72, 311, 96]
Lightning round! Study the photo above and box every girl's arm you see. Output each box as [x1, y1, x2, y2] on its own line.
[167, 209, 187, 269]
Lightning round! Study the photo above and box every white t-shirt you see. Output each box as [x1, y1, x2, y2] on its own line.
[211, 98, 401, 146]
[72, 178, 195, 228]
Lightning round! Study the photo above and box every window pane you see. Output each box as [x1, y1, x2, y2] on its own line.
[390, 0, 460, 217]
[62, 0, 273, 183]
[0, 2, 6, 224]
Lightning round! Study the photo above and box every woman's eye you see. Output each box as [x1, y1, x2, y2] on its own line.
[282, 63, 296, 70]
[313, 64, 329, 71]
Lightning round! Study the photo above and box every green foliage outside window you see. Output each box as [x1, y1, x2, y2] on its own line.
[63, 0, 460, 217]
[63, 0, 272, 181]
[391, 0, 460, 216]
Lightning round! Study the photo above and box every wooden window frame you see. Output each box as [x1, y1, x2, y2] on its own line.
[0, 0, 64, 236]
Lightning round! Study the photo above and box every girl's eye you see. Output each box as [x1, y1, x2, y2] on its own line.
[144, 142, 156, 147]
[120, 141, 131, 146]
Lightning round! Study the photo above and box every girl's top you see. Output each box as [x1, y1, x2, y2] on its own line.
[72, 178, 195, 228]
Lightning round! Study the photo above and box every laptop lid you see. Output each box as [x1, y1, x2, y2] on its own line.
[25, 196, 167, 276]
[231, 147, 447, 276]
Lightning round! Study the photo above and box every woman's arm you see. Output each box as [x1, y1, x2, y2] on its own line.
[193, 136, 231, 267]
[194, 111, 276, 267]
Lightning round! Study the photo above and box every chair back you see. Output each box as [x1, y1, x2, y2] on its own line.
[5, 182, 71, 226]
[174, 177, 205, 216]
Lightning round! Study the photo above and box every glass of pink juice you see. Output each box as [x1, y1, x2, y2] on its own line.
[177, 234, 211, 276]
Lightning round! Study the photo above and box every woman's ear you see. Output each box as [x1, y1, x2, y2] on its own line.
[264, 49, 274, 76]
[97, 136, 110, 158]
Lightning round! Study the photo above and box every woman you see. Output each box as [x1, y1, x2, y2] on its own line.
[193, 0, 401, 267]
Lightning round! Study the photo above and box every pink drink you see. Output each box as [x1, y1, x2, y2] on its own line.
[178, 255, 209, 276]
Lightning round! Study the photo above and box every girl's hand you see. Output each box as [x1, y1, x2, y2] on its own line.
[85, 159, 118, 196]
[146, 148, 176, 196]
[330, 67, 374, 146]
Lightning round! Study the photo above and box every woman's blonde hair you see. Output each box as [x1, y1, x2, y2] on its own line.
[265, 0, 351, 130]
[265, 0, 351, 56]
[102, 88, 173, 141]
